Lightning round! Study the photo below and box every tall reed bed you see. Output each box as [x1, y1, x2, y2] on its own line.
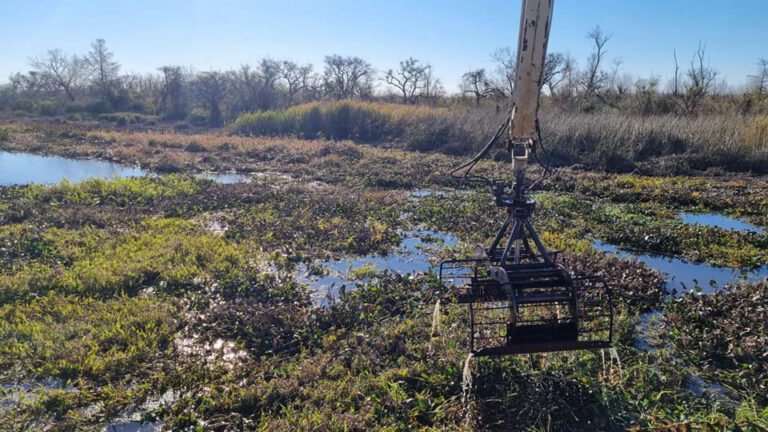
[231, 101, 768, 173]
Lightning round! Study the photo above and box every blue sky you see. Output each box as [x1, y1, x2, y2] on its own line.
[1, 0, 766, 91]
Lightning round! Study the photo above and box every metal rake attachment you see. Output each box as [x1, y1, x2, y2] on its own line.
[440, 258, 613, 356]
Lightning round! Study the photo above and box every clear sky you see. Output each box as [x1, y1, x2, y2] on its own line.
[1, 0, 766, 92]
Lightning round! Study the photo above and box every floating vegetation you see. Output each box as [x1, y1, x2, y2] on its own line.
[666, 282, 768, 402]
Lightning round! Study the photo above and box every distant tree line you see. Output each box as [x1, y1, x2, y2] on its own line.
[1, 29, 767, 126]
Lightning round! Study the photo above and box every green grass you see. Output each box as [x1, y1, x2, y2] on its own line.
[0, 218, 251, 303]
[230, 100, 487, 155]
[0, 293, 178, 383]
[15, 174, 202, 206]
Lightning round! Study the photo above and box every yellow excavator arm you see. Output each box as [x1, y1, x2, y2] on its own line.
[508, 0, 553, 175]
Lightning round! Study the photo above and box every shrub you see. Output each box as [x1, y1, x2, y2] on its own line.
[184, 140, 206, 153]
[38, 100, 59, 116]
[188, 108, 209, 126]
[12, 99, 36, 112]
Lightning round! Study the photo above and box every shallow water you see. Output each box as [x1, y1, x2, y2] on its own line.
[593, 240, 768, 294]
[107, 421, 161, 432]
[634, 311, 662, 352]
[298, 229, 458, 302]
[195, 172, 249, 184]
[0, 151, 146, 185]
[0, 151, 248, 185]
[680, 212, 764, 234]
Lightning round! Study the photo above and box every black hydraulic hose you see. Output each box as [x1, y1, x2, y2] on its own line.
[449, 113, 511, 186]
[527, 119, 553, 190]
[448, 107, 555, 191]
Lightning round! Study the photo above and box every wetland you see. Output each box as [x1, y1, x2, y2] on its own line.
[0, 119, 767, 430]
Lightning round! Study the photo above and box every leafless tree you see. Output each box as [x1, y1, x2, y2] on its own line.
[420, 68, 445, 103]
[749, 58, 768, 99]
[193, 71, 228, 126]
[323, 55, 374, 99]
[679, 43, 718, 114]
[279, 60, 312, 105]
[229, 65, 260, 115]
[384, 57, 432, 104]
[86, 39, 120, 105]
[303, 72, 326, 101]
[672, 49, 680, 96]
[460, 69, 495, 106]
[256, 58, 282, 109]
[583, 26, 611, 97]
[8, 71, 50, 96]
[491, 47, 515, 97]
[542, 52, 567, 95]
[157, 65, 187, 119]
[608, 58, 631, 96]
[29, 49, 87, 102]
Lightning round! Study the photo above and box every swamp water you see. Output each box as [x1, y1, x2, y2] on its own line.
[298, 229, 458, 303]
[680, 211, 764, 235]
[593, 240, 768, 295]
[0, 151, 247, 185]
[595, 212, 767, 294]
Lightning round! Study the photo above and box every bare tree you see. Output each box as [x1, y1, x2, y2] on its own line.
[491, 47, 515, 97]
[86, 39, 120, 106]
[672, 49, 680, 96]
[157, 66, 187, 119]
[384, 57, 432, 104]
[460, 69, 495, 106]
[542, 52, 567, 95]
[679, 43, 718, 114]
[323, 55, 374, 99]
[421, 67, 445, 103]
[303, 72, 326, 101]
[749, 58, 768, 99]
[279, 60, 312, 105]
[608, 57, 630, 96]
[583, 26, 611, 97]
[29, 49, 87, 102]
[255, 58, 282, 110]
[193, 71, 228, 126]
[551, 54, 579, 108]
[229, 65, 260, 115]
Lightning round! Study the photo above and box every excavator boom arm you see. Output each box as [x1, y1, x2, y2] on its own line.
[508, 0, 553, 171]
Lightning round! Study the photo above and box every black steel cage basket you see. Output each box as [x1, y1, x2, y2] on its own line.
[440, 257, 613, 356]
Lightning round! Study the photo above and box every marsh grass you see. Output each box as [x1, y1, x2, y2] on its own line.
[230, 102, 768, 174]
[230, 100, 481, 155]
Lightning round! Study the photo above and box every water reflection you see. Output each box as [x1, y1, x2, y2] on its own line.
[299, 229, 458, 303]
[593, 240, 768, 294]
[680, 212, 764, 234]
[0, 151, 249, 185]
[0, 151, 145, 185]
